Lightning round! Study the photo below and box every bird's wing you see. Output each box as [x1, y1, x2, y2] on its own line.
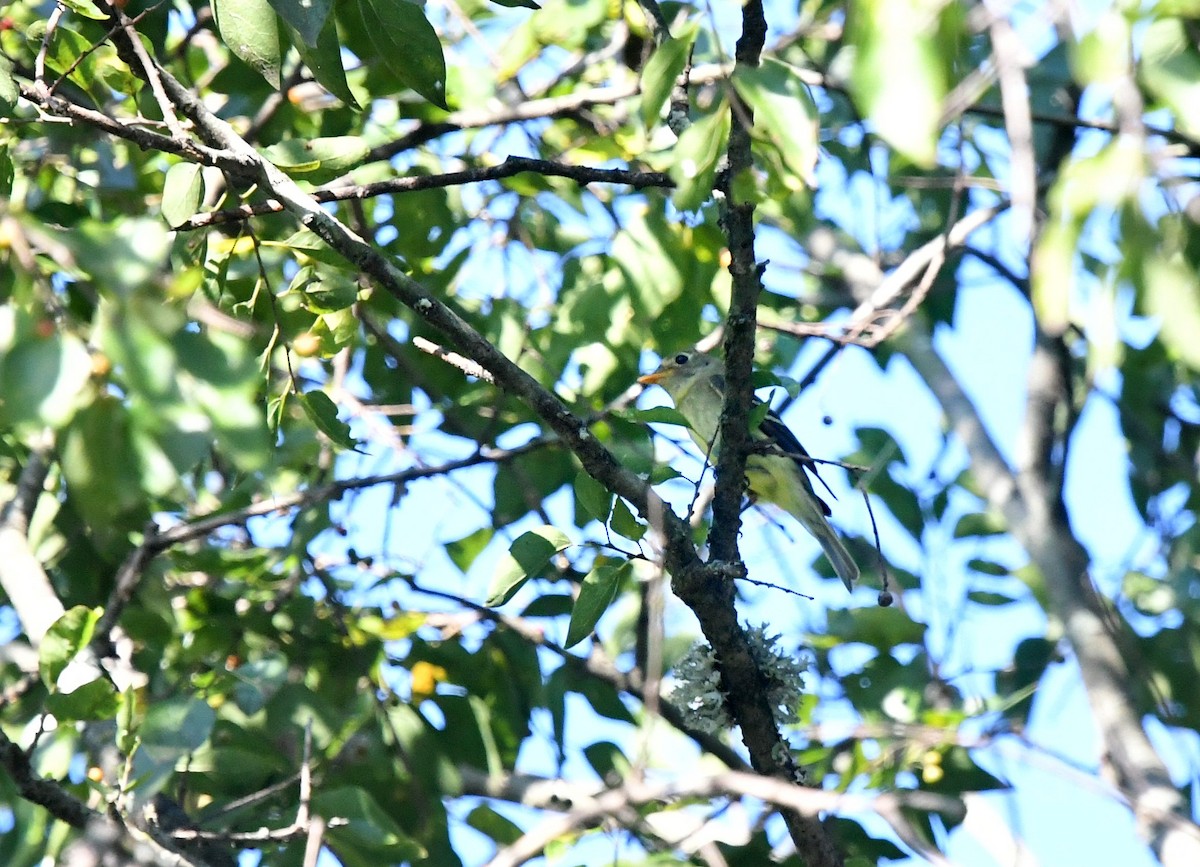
[707, 372, 836, 510]
[757, 406, 836, 512]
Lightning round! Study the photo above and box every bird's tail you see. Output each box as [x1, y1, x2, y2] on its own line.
[805, 517, 859, 592]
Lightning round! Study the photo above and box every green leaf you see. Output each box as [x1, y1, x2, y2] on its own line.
[670, 103, 730, 211]
[966, 559, 1010, 577]
[267, 227, 357, 268]
[847, 0, 950, 167]
[0, 54, 17, 119]
[293, 13, 362, 109]
[358, 0, 448, 109]
[583, 740, 630, 779]
[520, 594, 574, 618]
[299, 389, 358, 449]
[446, 526, 495, 573]
[486, 526, 572, 606]
[39, 606, 102, 688]
[640, 28, 696, 129]
[59, 396, 147, 526]
[213, 0, 286, 88]
[566, 561, 629, 648]
[161, 162, 205, 228]
[1140, 18, 1200, 138]
[315, 786, 426, 858]
[300, 276, 359, 313]
[967, 591, 1018, 606]
[0, 144, 12, 198]
[614, 405, 691, 427]
[490, 0, 540, 7]
[1143, 252, 1200, 371]
[1030, 221, 1077, 335]
[262, 136, 371, 183]
[140, 697, 217, 760]
[466, 804, 524, 845]
[60, 0, 107, 19]
[267, 0, 334, 46]
[609, 498, 646, 542]
[826, 606, 926, 648]
[732, 57, 819, 187]
[0, 331, 92, 430]
[45, 678, 119, 721]
[574, 469, 613, 523]
[953, 512, 1006, 538]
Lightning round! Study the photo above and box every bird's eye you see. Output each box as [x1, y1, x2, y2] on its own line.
[674, 353, 690, 365]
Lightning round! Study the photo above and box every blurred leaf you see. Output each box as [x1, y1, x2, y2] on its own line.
[1142, 252, 1200, 371]
[161, 163, 205, 228]
[486, 526, 572, 606]
[268, 0, 334, 46]
[213, 0, 286, 88]
[582, 740, 629, 780]
[358, 0, 448, 109]
[953, 512, 1006, 538]
[140, 697, 217, 762]
[39, 606, 101, 688]
[847, 0, 951, 166]
[995, 637, 1056, 724]
[45, 678, 119, 721]
[733, 58, 819, 187]
[315, 786, 426, 859]
[466, 804, 523, 845]
[670, 103, 730, 211]
[263, 136, 371, 183]
[566, 561, 629, 647]
[447, 526, 495, 573]
[826, 606, 926, 649]
[640, 27, 696, 129]
[300, 389, 358, 449]
[574, 469, 613, 524]
[966, 559, 1010, 577]
[59, 396, 147, 527]
[0, 331, 91, 430]
[0, 55, 17, 119]
[1139, 18, 1200, 137]
[967, 591, 1018, 606]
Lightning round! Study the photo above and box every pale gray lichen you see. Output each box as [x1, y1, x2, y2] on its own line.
[668, 625, 809, 734]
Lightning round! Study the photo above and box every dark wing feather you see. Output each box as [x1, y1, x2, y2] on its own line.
[756, 404, 835, 515]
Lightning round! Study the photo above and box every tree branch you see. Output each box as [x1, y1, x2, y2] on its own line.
[0, 431, 64, 646]
[895, 324, 1200, 864]
[483, 769, 964, 867]
[176, 157, 672, 231]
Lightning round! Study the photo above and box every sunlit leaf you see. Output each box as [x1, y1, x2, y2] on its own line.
[213, 0, 286, 88]
[640, 27, 697, 129]
[486, 526, 572, 606]
[358, 0, 448, 109]
[267, 0, 334, 46]
[161, 162, 205, 228]
[565, 561, 629, 647]
[39, 606, 101, 688]
[299, 389, 358, 449]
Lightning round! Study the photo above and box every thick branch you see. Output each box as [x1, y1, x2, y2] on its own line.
[483, 769, 963, 867]
[0, 432, 64, 645]
[177, 157, 672, 231]
[895, 324, 1200, 865]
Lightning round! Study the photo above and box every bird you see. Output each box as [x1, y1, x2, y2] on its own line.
[638, 350, 858, 591]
